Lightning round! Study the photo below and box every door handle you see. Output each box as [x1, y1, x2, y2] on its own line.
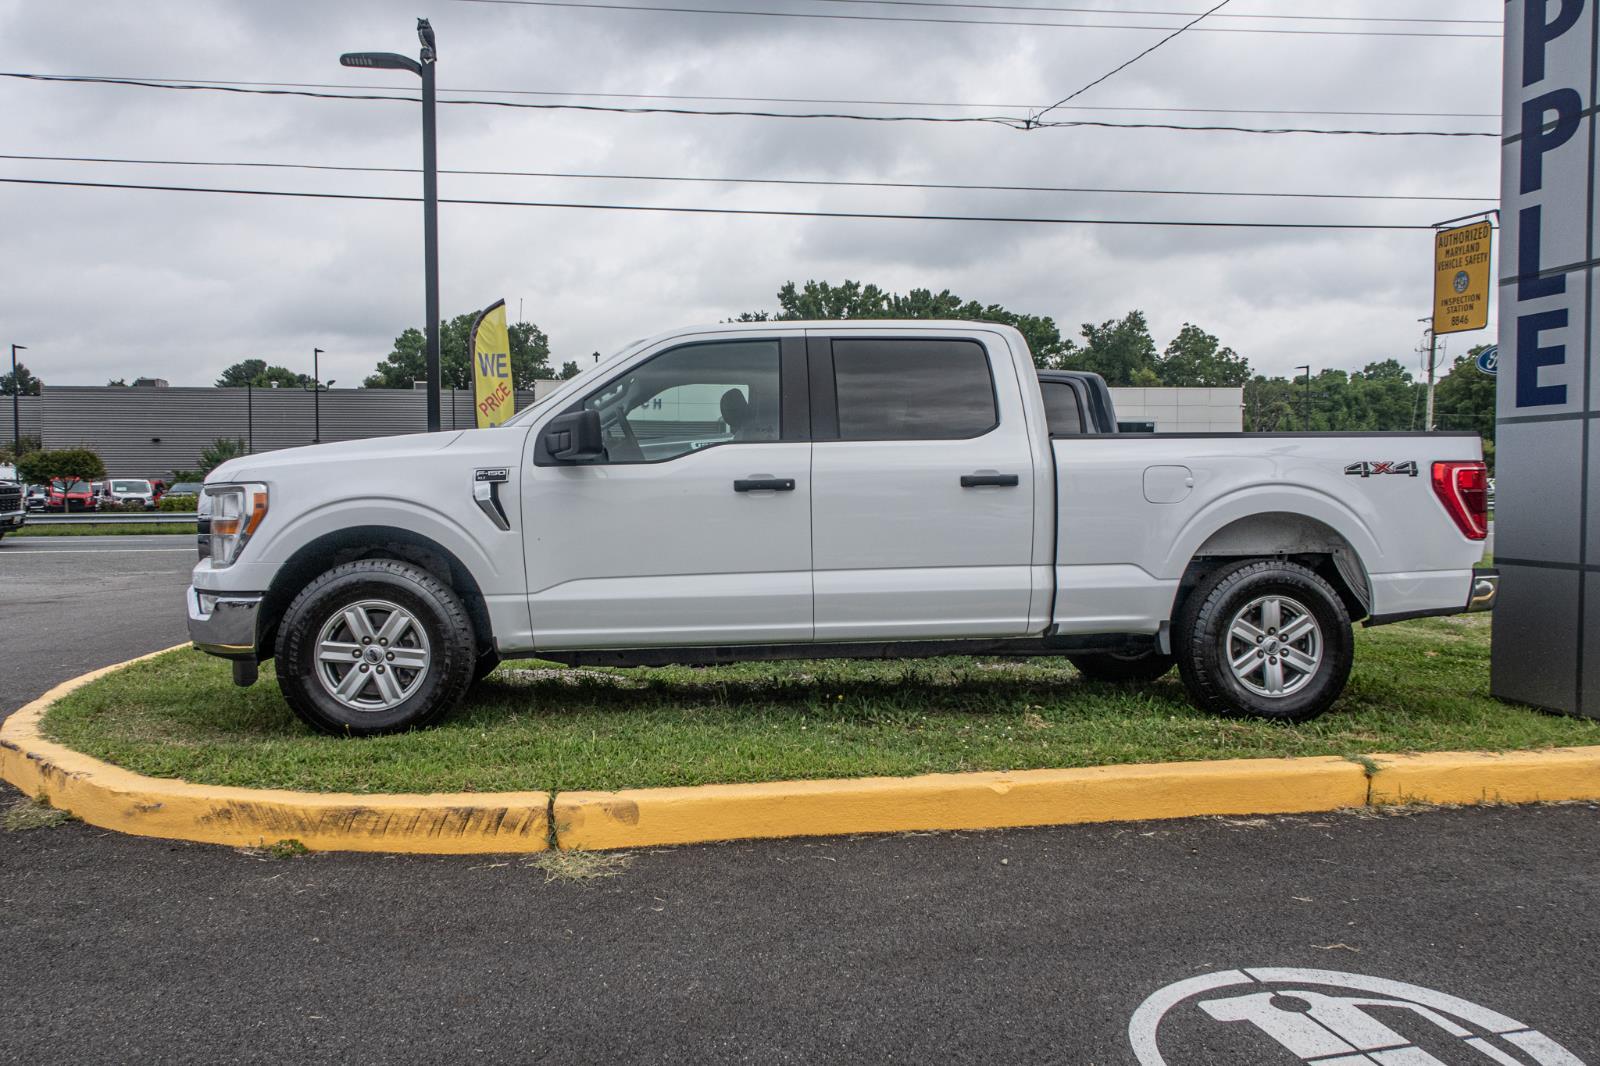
[734, 478, 796, 493]
[961, 473, 1020, 488]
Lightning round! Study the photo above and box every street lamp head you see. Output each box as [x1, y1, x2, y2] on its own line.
[417, 18, 437, 61]
[341, 51, 422, 75]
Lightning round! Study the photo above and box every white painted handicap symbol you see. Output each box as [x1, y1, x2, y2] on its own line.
[1129, 968, 1584, 1065]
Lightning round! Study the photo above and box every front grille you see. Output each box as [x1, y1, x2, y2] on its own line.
[0, 486, 21, 512]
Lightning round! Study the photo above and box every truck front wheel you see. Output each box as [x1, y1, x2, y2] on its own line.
[274, 558, 477, 736]
[1174, 559, 1353, 724]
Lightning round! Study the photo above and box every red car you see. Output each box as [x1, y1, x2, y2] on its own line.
[46, 479, 97, 512]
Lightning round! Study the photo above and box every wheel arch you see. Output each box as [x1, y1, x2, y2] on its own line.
[1172, 512, 1373, 623]
[258, 525, 492, 661]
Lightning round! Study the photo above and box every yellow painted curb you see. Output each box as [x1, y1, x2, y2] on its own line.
[4, 648, 1599, 854]
[0, 647, 551, 853]
[1367, 748, 1600, 807]
[555, 757, 1372, 850]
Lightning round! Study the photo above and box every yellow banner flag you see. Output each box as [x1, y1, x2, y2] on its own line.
[1432, 221, 1493, 335]
[469, 300, 515, 428]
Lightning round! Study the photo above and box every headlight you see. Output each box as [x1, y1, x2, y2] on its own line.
[201, 483, 268, 567]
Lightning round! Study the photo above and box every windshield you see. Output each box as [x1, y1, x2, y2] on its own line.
[53, 480, 89, 492]
[168, 483, 203, 494]
[112, 480, 152, 493]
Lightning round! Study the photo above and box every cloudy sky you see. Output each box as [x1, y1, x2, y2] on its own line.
[1, 0, 1502, 388]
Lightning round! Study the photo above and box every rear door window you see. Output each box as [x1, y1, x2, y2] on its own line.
[1039, 382, 1085, 435]
[831, 339, 997, 440]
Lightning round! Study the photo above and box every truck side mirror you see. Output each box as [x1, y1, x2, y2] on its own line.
[541, 409, 606, 462]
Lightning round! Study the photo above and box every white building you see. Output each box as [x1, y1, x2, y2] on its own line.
[1110, 387, 1244, 433]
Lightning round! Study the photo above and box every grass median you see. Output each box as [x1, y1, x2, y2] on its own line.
[36, 614, 1599, 795]
[11, 522, 197, 537]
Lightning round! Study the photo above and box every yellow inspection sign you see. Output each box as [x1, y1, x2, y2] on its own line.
[1432, 221, 1493, 334]
[469, 299, 516, 428]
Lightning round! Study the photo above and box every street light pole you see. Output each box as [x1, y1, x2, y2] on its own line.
[9, 343, 26, 455]
[313, 347, 324, 443]
[1295, 364, 1311, 428]
[341, 17, 442, 432]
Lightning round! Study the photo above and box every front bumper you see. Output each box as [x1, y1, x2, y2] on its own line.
[187, 585, 263, 660]
[0, 509, 24, 530]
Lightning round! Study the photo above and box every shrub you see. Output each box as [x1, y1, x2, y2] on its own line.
[158, 494, 198, 512]
[18, 448, 106, 484]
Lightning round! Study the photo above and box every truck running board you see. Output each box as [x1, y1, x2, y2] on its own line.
[525, 633, 1159, 669]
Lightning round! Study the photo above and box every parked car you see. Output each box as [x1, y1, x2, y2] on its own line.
[187, 321, 1495, 736]
[24, 484, 49, 511]
[0, 478, 23, 540]
[104, 478, 160, 509]
[46, 478, 96, 512]
[165, 481, 204, 500]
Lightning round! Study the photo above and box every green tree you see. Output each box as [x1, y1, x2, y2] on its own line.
[740, 280, 1070, 367]
[107, 378, 128, 387]
[19, 448, 105, 484]
[1060, 311, 1160, 385]
[559, 360, 582, 380]
[1433, 345, 1497, 442]
[216, 359, 308, 388]
[364, 315, 553, 389]
[198, 437, 248, 475]
[1157, 324, 1251, 387]
[0, 434, 42, 465]
[0, 362, 42, 396]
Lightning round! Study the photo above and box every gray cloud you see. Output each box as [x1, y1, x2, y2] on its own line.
[0, 0, 1504, 387]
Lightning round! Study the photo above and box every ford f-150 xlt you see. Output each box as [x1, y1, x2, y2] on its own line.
[187, 322, 1496, 735]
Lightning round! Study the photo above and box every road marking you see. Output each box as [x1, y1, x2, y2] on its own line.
[1129, 968, 1585, 1066]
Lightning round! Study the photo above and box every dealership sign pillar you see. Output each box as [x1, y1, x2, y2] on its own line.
[1493, 0, 1600, 717]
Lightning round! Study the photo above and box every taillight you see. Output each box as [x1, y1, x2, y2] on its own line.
[1431, 460, 1489, 540]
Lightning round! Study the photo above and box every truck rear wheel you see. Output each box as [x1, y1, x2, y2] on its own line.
[1174, 559, 1353, 724]
[274, 558, 477, 736]
[1067, 649, 1174, 683]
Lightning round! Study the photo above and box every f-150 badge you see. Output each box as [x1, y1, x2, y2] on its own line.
[1345, 461, 1418, 478]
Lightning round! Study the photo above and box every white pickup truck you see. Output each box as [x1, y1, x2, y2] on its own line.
[187, 321, 1496, 735]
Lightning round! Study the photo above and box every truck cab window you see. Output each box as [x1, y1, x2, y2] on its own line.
[581, 340, 782, 462]
[832, 339, 997, 440]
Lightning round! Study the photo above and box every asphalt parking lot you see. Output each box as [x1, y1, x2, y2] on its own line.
[0, 534, 1594, 1065]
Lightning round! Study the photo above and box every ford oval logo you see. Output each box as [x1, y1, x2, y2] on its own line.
[1475, 344, 1498, 376]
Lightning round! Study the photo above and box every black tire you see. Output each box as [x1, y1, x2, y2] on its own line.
[472, 649, 502, 685]
[1174, 558, 1353, 724]
[1067, 649, 1174, 683]
[273, 558, 476, 736]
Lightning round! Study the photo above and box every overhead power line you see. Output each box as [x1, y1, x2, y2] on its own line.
[0, 176, 1454, 230]
[0, 152, 1499, 203]
[1033, 0, 1232, 125]
[449, 0, 1501, 37]
[2, 72, 1499, 118]
[0, 73, 1500, 137]
[807, 0, 1500, 25]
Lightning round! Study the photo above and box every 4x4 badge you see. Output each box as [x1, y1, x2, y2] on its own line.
[1345, 461, 1418, 478]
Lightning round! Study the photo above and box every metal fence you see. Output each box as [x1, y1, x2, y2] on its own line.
[22, 384, 556, 477]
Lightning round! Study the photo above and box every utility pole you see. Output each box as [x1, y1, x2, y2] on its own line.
[9, 344, 26, 456]
[1418, 316, 1438, 431]
[1294, 364, 1311, 428]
